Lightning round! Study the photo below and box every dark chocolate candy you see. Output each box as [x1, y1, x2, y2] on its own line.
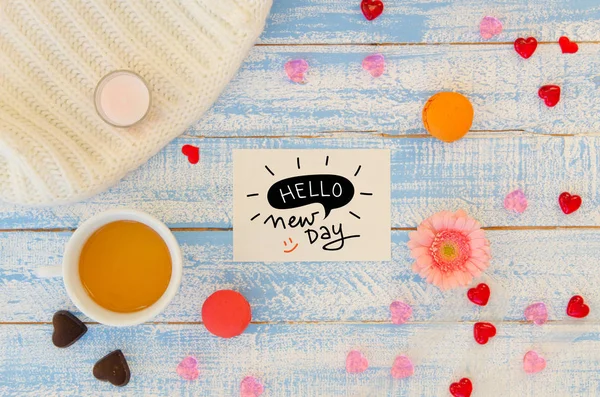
[93, 350, 131, 387]
[52, 310, 87, 348]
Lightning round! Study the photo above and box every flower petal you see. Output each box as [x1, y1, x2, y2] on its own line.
[455, 274, 466, 288]
[442, 212, 455, 229]
[407, 239, 423, 250]
[454, 209, 468, 218]
[409, 230, 434, 247]
[432, 270, 442, 287]
[477, 245, 492, 258]
[425, 270, 435, 283]
[420, 218, 435, 231]
[463, 218, 478, 232]
[468, 229, 486, 240]
[415, 255, 433, 270]
[430, 212, 447, 231]
[469, 220, 482, 233]
[440, 276, 450, 290]
[459, 271, 473, 286]
[469, 238, 488, 250]
[417, 224, 435, 239]
[454, 215, 467, 231]
[465, 261, 480, 274]
[412, 262, 421, 273]
[410, 246, 430, 259]
[449, 275, 460, 289]
[470, 257, 490, 271]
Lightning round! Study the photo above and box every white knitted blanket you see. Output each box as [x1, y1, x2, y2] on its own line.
[0, 0, 272, 205]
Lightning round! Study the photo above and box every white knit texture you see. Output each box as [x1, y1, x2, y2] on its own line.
[0, 0, 272, 205]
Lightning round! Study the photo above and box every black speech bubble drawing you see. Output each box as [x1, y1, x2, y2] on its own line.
[267, 174, 355, 219]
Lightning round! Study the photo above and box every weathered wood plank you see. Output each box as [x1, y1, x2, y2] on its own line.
[187, 44, 600, 136]
[1, 229, 598, 323]
[1, 136, 599, 229]
[3, 2, 600, 396]
[1, 323, 599, 396]
[260, 0, 600, 44]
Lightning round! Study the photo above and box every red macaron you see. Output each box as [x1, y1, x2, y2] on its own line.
[201, 290, 251, 338]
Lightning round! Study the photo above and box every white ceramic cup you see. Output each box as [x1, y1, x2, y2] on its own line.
[57, 209, 182, 326]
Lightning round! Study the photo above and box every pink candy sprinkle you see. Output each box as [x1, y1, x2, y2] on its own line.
[176, 356, 199, 381]
[362, 54, 385, 77]
[504, 189, 528, 213]
[524, 302, 548, 326]
[284, 59, 309, 83]
[523, 351, 546, 374]
[390, 301, 412, 325]
[240, 376, 264, 397]
[346, 350, 369, 373]
[391, 355, 414, 379]
[479, 16, 503, 40]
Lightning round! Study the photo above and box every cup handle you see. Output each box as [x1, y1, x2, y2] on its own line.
[35, 266, 63, 278]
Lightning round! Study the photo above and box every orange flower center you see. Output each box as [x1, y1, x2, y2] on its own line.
[430, 230, 471, 272]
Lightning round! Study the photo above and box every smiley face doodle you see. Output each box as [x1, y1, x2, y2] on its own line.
[283, 237, 298, 253]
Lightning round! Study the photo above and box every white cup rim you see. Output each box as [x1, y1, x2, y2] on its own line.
[63, 209, 182, 326]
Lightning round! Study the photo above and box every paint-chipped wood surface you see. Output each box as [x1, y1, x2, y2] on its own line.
[2, 323, 600, 396]
[1, 1, 600, 395]
[2, 229, 600, 325]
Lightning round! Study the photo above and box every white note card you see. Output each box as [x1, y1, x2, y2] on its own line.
[233, 149, 391, 262]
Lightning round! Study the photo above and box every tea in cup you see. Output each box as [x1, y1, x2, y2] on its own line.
[61, 209, 182, 326]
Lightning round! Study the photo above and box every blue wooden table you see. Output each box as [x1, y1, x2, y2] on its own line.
[2, 0, 600, 395]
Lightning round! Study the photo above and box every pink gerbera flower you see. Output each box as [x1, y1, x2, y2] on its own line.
[408, 210, 491, 290]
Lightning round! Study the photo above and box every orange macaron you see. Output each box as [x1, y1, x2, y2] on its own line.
[422, 92, 474, 142]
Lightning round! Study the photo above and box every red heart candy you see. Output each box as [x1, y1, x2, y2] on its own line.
[538, 85, 561, 107]
[558, 192, 581, 214]
[467, 283, 490, 306]
[450, 378, 473, 397]
[514, 37, 538, 59]
[559, 36, 579, 54]
[361, 0, 383, 21]
[567, 295, 589, 318]
[473, 322, 496, 345]
[182, 144, 200, 164]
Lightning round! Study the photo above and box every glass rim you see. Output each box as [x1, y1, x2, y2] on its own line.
[94, 70, 151, 128]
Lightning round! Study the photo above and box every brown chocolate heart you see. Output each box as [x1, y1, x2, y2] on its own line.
[93, 350, 131, 387]
[52, 310, 87, 348]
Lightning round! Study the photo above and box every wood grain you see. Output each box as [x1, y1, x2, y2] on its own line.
[260, 0, 600, 44]
[185, 44, 600, 136]
[1, 135, 599, 229]
[3, 1, 600, 395]
[1, 229, 598, 323]
[1, 323, 599, 396]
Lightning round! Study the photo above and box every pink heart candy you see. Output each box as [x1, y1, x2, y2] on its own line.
[504, 189, 528, 213]
[240, 376, 264, 397]
[480, 16, 503, 40]
[390, 301, 412, 325]
[346, 350, 369, 373]
[176, 356, 199, 381]
[524, 302, 548, 326]
[284, 59, 309, 83]
[391, 355, 414, 379]
[362, 54, 385, 77]
[523, 351, 546, 374]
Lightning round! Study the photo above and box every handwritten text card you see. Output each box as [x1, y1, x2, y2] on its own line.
[233, 150, 391, 262]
